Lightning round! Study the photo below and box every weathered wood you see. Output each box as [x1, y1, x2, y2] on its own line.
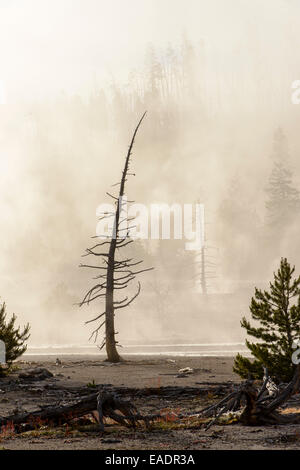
[0, 381, 231, 432]
[38, 383, 230, 398]
[200, 364, 300, 427]
[80, 113, 151, 363]
[0, 390, 159, 432]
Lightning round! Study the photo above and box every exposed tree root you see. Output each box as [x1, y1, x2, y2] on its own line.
[199, 365, 300, 428]
[96, 391, 159, 431]
[0, 391, 159, 433]
[4, 369, 298, 434]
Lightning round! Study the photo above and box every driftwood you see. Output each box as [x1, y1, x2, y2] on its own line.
[0, 390, 159, 433]
[0, 391, 99, 431]
[0, 380, 231, 433]
[8, 371, 296, 433]
[96, 391, 158, 431]
[199, 365, 300, 428]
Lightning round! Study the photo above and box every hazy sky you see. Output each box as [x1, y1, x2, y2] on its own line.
[0, 0, 299, 101]
[1, 0, 300, 345]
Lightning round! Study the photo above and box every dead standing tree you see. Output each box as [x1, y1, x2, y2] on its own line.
[80, 112, 153, 362]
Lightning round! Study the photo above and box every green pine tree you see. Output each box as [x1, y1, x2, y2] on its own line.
[234, 258, 300, 383]
[0, 302, 30, 371]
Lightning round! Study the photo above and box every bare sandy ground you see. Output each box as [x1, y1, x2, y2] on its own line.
[19, 354, 238, 388]
[0, 355, 300, 450]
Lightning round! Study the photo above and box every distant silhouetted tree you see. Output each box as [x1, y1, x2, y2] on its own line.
[217, 175, 260, 279]
[265, 129, 300, 229]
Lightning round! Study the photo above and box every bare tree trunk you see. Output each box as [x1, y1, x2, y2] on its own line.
[80, 113, 152, 363]
[104, 113, 147, 362]
[105, 238, 120, 362]
[201, 247, 207, 295]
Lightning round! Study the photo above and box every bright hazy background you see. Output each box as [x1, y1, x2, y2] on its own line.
[1, 0, 300, 350]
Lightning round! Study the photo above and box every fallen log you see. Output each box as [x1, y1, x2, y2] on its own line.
[199, 364, 300, 427]
[89, 384, 229, 398]
[0, 379, 231, 398]
[0, 382, 232, 433]
[0, 391, 160, 432]
[0, 392, 98, 431]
